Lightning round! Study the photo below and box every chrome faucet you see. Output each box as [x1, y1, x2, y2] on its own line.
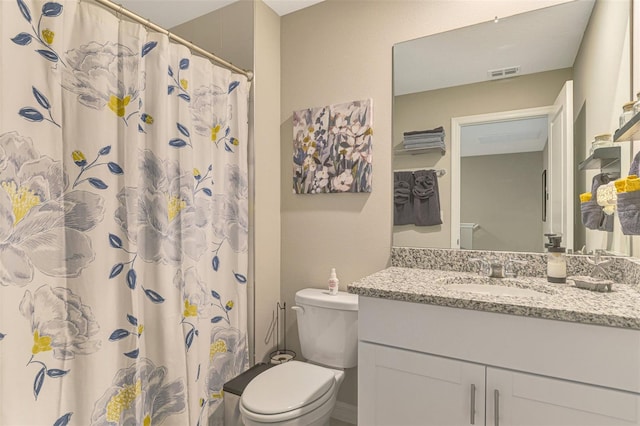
[470, 257, 500, 277]
[586, 249, 612, 280]
[470, 257, 527, 278]
[504, 259, 527, 278]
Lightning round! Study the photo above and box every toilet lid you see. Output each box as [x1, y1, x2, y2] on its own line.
[241, 361, 335, 415]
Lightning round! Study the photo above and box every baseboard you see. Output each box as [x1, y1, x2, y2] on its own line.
[331, 401, 357, 425]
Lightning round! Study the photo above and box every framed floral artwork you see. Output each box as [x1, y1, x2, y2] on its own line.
[293, 99, 372, 193]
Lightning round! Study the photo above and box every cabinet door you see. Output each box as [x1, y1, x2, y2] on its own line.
[486, 367, 640, 425]
[359, 342, 485, 426]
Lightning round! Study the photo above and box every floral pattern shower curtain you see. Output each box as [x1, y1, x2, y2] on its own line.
[0, 0, 250, 424]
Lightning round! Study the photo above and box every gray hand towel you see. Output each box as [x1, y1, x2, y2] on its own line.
[581, 173, 613, 231]
[403, 126, 445, 136]
[617, 156, 640, 235]
[412, 169, 442, 226]
[616, 191, 640, 235]
[592, 172, 612, 192]
[594, 173, 614, 232]
[394, 171, 414, 225]
[581, 200, 612, 231]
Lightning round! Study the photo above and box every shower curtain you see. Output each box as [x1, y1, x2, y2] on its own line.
[0, 1, 250, 425]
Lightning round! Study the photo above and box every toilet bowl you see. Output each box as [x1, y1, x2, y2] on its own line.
[239, 288, 358, 426]
[239, 361, 345, 426]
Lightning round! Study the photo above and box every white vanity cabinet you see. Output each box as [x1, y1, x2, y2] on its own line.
[358, 296, 640, 426]
[486, 367, 640, 425]
[360, 342, 486, 425]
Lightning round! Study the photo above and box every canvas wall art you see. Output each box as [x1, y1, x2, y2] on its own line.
[293, 99, 372, 194]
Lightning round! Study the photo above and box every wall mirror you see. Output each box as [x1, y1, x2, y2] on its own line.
[393, 0, 633, 255]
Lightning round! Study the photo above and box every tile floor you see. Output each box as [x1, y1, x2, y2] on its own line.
[330, 418, 355, 426]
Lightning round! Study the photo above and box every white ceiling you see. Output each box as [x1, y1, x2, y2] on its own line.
[460, 116, 549, 157]
[119, 0, 325, 28]
[393, 0, 595, 96]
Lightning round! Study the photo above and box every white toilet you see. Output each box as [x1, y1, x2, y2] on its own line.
[239, 288, 358, 426]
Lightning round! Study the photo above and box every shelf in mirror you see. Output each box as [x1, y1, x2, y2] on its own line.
[578, 146, 620, 175]
[394, 146, 446, 156]
[614, 111, 640, 142]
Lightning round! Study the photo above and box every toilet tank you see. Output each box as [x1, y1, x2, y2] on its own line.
[293, 288, 358, 369]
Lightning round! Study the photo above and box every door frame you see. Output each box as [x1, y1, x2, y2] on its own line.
[450, 106, 555, 248]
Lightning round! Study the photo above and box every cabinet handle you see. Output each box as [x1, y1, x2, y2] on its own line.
[470, 383, 476, 424]
[494, 389, 500, 426]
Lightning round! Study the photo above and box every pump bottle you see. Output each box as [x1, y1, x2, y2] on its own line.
[328, 268, 339, 295]
[545, 234, 566, 283]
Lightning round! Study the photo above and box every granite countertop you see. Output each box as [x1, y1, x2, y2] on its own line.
[348, 267, 640, 330]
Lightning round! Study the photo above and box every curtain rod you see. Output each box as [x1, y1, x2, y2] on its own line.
[91, 0, 254, 81]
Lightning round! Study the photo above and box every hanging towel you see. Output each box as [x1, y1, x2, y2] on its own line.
[594, 173, 613, 231]
[412, 169, 443, 226]
[629, 150, 640, 176]
[615, 152, 640, 234]
[394, 171, 414, 225]
[617, 190, 640, 235]
[581, 173, 613, 231]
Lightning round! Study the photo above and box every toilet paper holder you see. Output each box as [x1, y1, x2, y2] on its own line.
[267, 301, 296, 364]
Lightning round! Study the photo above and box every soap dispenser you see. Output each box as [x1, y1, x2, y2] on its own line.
[545, 234, 566, 283]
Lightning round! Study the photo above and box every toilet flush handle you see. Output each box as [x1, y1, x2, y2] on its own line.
[291, 305, 305, 315]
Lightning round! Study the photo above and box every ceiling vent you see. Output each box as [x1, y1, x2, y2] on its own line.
[487, 66, 521, 80]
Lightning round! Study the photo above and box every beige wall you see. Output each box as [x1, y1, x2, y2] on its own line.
[393, 68, 572, 248]
[281, 0, 570, 408]
[573, 0, 631, 255]
[461, 151, 544, 252]
[171, 0, 253, 71]
[252, 0, 282, 364]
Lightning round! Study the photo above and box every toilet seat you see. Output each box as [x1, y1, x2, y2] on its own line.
[240, 361, 337, 423]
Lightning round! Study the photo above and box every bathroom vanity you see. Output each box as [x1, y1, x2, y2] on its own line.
[349, 252, 640, 426]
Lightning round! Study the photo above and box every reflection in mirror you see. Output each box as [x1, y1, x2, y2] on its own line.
[393, 0, 632, 255]
[459, 113, 550, 253]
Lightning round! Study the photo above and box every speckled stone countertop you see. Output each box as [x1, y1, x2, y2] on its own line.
[348, 248, 640, 330]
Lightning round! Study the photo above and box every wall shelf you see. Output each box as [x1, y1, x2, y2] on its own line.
[394, 146, 445, 156]
[578, 146, 620, 174]
[614, 111, 640, 142]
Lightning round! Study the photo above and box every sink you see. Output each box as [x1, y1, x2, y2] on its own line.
[434, 276, 554, 298]
[446, 283, 547, 298]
